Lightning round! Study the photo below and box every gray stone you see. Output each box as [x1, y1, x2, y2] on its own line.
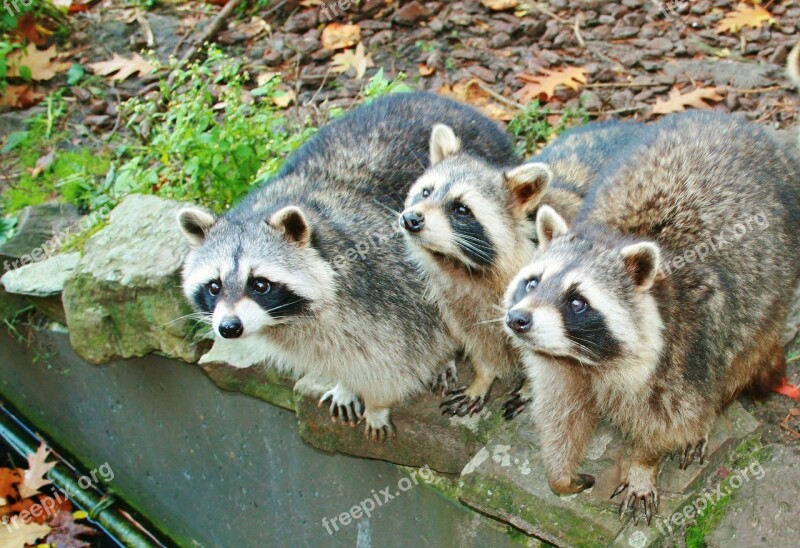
[62, 194, 201, 364]
[0, 202, 82, 321]
[662, 59, 780, 90]
[782, 281, 800, 346]
[1, 252, 79, 298]
[709, 444, 800, 547]
[458, 403, 759, 547]
[0, 202, 81, 267]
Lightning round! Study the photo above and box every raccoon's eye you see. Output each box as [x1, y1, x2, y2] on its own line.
[526, 277, 540, 292]
[453, 202, 472, 217]
[570, 298, 588, 314]
[252, 277, 271, 294]
[421, 188, 431, 198]
[208, 281, 221, 296]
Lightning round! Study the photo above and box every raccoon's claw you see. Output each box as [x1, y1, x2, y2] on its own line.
[319, 385, 364, 427]
[502, 391, 531, 421]
[365, 423, 396, 442]
[678, 437, 708, 470]
[612, 482, 659, 526]
[440, 387, 486, 417]
[363, 407, 395, 442]
[430, 362, 459, 396]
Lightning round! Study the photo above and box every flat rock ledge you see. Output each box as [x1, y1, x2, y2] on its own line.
[0, 200, 789, 545]
[458, 403, 760, 547]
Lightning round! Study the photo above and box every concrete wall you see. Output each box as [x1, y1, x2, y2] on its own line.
[0, 326, 517, 547]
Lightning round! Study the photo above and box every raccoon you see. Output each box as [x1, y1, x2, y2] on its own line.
[400, 120, 649, 418]
[503, 111, 800, 523]
[178, 92, 518, 440]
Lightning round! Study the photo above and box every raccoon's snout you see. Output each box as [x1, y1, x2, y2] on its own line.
[219, 316, 244, 339]
[506, 309, 532, 333]
[401, 210, 425, 232]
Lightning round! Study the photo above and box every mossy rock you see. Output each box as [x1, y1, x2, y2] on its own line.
[62, 195, 202, 364]
[458, 403, 760, 547]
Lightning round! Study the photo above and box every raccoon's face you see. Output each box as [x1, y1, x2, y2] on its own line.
[504, 206, 662, 367]
[178, 205, 336, 339]
[399, 124, 551, 272]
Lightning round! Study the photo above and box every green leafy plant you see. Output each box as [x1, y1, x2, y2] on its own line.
[508, 99, 589, 156]
[115, 46, 315, 211]
[362, 68, 411, 102]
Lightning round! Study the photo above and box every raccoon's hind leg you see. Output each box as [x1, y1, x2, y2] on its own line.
[319, 384, 364, 427]
[502, 377, 532, 421]
[362, 403, 395, 442]
[612, 452, 661, 525]
[429, 358, 459, 397]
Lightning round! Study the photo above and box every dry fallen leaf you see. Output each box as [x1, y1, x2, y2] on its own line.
[0, 468, 21, 501]
[330, 42, 373, 79]
[321, 23, 361, 50]
[7, 44, 69, 81]
[651, 86, 725, 115]
[480, 0, 518, 10]
[0, 85, 45, 109]
[18, 444, 57, 499]
[438, 79, 517, 121]
[0, 520, 51, 547]
[271, 89, 296, 108]
[45, 506, 97, 548]
[87, 53, 156, 82]
[418, 62, 436, 77]
[300, 0, 324, 6]
[29, 151, 56, 177]
[515, 66, 588, 102]
[716, 3, 774, 33]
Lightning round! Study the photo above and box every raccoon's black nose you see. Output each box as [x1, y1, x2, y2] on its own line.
[506, 310, 532, 333]
[219, 317, 243, 338]
[402, 211, 425, 232]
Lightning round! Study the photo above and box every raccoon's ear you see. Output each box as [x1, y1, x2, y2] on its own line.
[177, 208, 216, 247]
[269, 206, 311, 247]
[621, 242, 661, 291]
[536, 205, 568, 249]
[429, 124, 461, 164]
[504, 162, 552, 213]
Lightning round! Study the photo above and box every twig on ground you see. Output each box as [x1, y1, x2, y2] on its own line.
[471, 79, 526, 110]
[573, 15, 585, 49]
[732, 85, 787, 94]
[135, 11, 155, 48]
[306, 67, 333, 107]
[166, 0, 247, 89]
[523, 1, 566, 23]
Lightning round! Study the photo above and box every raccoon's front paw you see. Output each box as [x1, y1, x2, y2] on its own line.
[502, 384, 531, 421]
[318, 384, 364, 427]
[363, 407, 395, 442]
[429, 361, 459, 396]
[611, 473, 659, 525]
[548, 473, 595, 495]
[678, 436, 708, 470]
[440, 386, 486, 417]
